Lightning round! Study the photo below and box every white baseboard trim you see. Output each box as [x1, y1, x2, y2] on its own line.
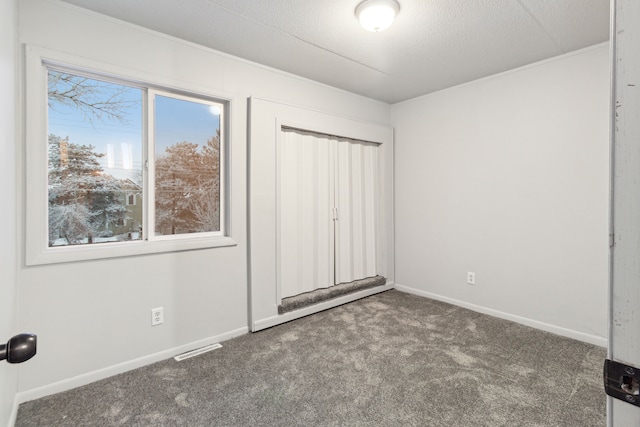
[9, 395, 18, 427]
[16, 326, 248, 404]
[395, 284, 608, 348]
[252, 282, 395, 332]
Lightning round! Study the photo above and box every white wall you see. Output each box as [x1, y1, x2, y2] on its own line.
[391, 44, 610, 346]
[16, 0, 389, 399]
[0, 0, 19, 423]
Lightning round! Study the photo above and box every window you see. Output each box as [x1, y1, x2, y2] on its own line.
[26, 48, 235, 265]
[47, 70, 144, 247]
[47, 68, 224, 247]
[151, 93, 222, 238]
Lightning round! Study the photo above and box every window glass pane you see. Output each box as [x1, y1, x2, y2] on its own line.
[47, 70, 143, 247]
[154, 95, 221, 236]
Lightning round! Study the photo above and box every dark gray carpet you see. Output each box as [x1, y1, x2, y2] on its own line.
[16, 290, 606, 426]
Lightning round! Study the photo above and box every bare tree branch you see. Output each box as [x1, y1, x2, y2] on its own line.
[48, 71, 137, 124]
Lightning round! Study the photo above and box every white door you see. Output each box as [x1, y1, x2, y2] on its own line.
[609, 0, 640, 425]
[278, 129, 335, 298]
[278, 128, 379, 299]
[335, 137, 378, 284]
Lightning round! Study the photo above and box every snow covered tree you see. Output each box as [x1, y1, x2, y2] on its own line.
[154, 133, 220, 235]
[47, 69, 141, 246]
[192, 132, 221, 231]
[48, 134, 131, 246]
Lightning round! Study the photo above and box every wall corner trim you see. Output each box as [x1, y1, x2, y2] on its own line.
[8, 395, 18, 427]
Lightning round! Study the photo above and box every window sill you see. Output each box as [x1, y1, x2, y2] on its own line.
[26, 236, 238, 266]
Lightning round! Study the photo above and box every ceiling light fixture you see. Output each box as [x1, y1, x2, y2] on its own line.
[355, 0, 400, 32]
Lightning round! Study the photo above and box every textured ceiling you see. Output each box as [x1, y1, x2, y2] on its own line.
[58, 0, 610, 104]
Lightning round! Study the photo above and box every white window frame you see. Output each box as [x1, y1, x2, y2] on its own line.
[25, 45, 236, 266]
[148, 89, 226, 242]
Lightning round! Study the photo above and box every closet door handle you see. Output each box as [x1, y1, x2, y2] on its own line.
[0, 333, 37, 364]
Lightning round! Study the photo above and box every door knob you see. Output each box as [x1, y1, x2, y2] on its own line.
[0, 333, 37, 364]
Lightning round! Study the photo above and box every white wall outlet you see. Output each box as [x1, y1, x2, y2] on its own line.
[467, 272, 476, 285]
[151, 307, 164, 326]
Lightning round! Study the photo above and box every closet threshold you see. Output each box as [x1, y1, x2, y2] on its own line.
[278, 276, 386, 314]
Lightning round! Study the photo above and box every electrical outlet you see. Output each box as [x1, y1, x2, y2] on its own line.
[467, 272, 476, 285]
[151, 307, 164, 326]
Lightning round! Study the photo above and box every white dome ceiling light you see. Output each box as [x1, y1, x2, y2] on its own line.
[355, 0, 400, 32]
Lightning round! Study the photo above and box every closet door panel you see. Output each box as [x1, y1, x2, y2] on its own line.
[362, 143, 378, 277]
[335, 139, 353, 283]
[279, 130, 333, 299]
[335, 139, 378, 284]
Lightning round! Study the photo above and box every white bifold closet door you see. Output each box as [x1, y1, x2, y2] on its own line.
[278, 128, 378, 299]
[278, 129, 334, 298]
[335, 137, 378, 284]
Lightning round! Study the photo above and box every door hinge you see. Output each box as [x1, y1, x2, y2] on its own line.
[332, 207, 338, 221]
[604, 359, 640, 406]
[609, 233, 615, 249]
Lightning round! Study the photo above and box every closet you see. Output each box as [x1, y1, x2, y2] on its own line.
[278, 127, 378, 299]
[248, 97, 393, 331]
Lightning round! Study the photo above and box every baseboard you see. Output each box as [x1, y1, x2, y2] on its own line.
[16, 326, 248, 405]
[252, 282, 395, 331]
[8, 395, 18, 427]
[395, 284, 608, 348]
